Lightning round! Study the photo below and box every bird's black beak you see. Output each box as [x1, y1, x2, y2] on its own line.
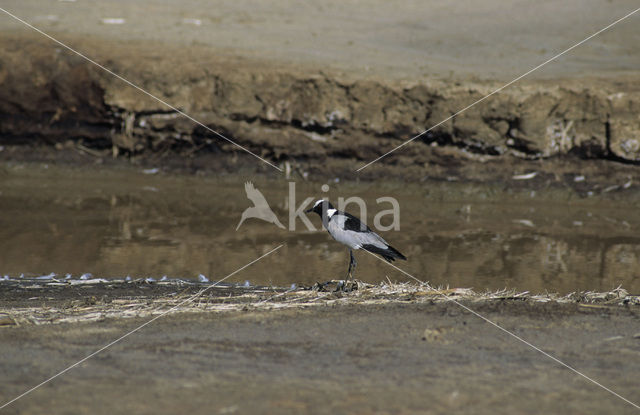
[305, 208, 313, 213]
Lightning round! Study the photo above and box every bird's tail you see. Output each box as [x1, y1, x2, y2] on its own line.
[362, 244, 407, 262]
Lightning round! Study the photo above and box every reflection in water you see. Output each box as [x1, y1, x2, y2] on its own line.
[1, 164, 639, 293]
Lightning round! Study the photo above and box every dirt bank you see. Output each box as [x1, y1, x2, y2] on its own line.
[2, 0, 640, 180]
[1, 280, 639, 414]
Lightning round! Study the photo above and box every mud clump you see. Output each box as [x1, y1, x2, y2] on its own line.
[1, 33, 640, 178]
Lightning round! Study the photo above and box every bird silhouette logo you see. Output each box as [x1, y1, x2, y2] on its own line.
[236, 182, 286, 230]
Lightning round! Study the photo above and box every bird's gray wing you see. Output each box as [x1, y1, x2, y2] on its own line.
[352, 229, 389, 249]
[328, 215, 388, 249]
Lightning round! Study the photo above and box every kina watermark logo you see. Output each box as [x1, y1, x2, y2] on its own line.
[235, 182, 400, 232]
[236, 182, 286, 230]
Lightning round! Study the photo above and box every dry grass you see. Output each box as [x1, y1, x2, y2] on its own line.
[0, 279, 637, 327]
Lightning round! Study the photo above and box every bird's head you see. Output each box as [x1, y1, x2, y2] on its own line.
[305, 199, 334, 216]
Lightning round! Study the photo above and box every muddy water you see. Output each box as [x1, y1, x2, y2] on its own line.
[1, 163, 639, 294]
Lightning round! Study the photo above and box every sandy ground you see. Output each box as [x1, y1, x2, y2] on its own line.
[2, 0, 640, 81]
[1, 281, 640, 414]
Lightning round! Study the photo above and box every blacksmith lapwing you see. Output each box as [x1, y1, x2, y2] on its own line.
[306, 199, 406, 279]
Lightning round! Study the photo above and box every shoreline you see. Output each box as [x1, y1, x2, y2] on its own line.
[1, 278, 637, 327]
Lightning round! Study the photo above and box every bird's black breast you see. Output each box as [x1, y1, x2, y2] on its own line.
[337, 212, 371, 233]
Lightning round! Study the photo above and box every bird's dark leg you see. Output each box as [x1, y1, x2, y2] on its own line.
[351, 251, 358, 279]
[335, 250, 358, 292]
[346, 249, 357, 280]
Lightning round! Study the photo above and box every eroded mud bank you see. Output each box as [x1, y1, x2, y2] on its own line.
[2, 34, 640, 181]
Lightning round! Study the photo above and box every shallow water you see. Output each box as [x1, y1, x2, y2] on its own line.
[1, 163, 639, 293]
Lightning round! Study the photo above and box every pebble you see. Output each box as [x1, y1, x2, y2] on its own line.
[182, 18, 202, 26]
[513, 219, 535, 227]
[36, 273, 56, 280]
[101, 18, 125, 25]
[512, 172, 538, 180]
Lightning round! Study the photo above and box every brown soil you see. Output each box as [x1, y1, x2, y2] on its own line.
[1, 281, 639, 414]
